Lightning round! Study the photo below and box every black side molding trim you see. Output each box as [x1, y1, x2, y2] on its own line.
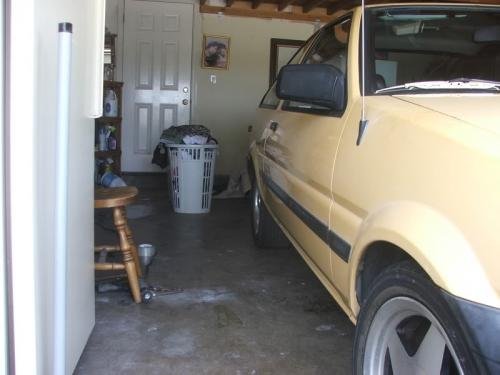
[262, 173, 351, 262]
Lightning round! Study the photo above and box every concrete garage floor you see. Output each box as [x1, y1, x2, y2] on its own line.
[76, 188, 354, 375]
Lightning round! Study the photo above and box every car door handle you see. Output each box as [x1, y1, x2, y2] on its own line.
[270, 121, 279, 132]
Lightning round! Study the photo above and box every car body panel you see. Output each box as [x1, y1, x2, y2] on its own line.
[398, 95, 500, 133]
[332, 95, 500, 310]
[250, 5, 500, 325]
[263, 110, 344, 281]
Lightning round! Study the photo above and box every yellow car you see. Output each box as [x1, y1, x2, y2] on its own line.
[248, 3, 500, 374]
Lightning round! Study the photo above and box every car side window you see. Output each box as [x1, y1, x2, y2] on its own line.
[283, 17, 352, 115]
[259, 35, 316, 109]
[259, 81, 280, 109]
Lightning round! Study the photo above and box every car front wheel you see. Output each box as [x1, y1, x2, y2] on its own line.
[251, 183, 288, 248]
[354, 261, 477, 375]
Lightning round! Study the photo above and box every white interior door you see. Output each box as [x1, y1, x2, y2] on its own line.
[123, 0, 193, 172]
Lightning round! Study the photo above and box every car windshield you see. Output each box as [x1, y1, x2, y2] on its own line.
[367, 6, 500, 94]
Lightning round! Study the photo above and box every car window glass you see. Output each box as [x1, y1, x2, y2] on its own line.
[367, 7, 500, 94]
[259, 34, 317, 109]
[260, 81, 280, 108]
[284, 18, 352, 113]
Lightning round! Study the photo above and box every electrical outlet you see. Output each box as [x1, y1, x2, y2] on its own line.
[210, 75, 217, 84]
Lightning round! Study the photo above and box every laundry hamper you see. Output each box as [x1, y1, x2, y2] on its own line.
[167, 144, 218, 213]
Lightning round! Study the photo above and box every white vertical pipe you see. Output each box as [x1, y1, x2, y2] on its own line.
[54, 22, 72, 375]
[87, 0, 106, 118]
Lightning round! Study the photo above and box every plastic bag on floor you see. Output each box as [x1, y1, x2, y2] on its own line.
[213, 169, 251, 199]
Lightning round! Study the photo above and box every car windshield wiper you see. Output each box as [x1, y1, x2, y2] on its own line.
[448, 78, 500, 86]
[375, 79, 500, 94]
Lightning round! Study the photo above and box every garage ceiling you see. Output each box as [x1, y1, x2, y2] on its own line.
[200, 0, 500, 22]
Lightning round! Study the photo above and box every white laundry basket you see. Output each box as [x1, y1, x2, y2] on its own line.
[167, 144, 218, 213]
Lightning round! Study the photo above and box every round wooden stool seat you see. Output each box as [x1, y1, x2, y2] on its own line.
[94, 186, 138, 209]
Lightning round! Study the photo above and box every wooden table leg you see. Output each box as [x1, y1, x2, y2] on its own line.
[113, 207, 141, 303]
[121, 207, 142, 278]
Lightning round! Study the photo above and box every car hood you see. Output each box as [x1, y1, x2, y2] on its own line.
[395, 94, 500, 135]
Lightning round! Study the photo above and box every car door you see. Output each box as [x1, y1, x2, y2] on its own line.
[262, 17, 353, 282]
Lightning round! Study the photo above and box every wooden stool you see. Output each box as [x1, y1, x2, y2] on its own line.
[94, 186, 142, 303]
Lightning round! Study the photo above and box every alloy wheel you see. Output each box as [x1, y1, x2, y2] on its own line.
[363, 296, 463, 375]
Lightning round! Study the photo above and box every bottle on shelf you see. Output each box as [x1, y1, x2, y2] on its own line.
[108, 132, 117, 150]
[103, 89, 118, 117]
[98, 128, 107, 151]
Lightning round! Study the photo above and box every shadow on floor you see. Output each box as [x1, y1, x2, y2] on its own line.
[76, 188, 354, 375]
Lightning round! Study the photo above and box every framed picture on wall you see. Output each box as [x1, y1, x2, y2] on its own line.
[269, 38, 304, 86]
[202, 35, 230, 70]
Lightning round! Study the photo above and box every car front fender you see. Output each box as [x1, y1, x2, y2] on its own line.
[348, 201, 500, 315]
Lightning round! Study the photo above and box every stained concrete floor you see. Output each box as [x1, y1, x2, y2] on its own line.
[76, 188, 354, 375]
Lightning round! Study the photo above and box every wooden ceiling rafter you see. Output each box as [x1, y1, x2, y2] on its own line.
[200, 4, 332, 22]
[278, 0, 296, 11]
[201, 0, 500, 22]
[326, 0, 352, 14]
[326, 0, 500, 12]
[252, 0, 263, 8]
[303, 0, 327, 13]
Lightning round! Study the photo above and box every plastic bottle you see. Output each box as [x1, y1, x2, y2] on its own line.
[108, 133, 117, 150]
[98, 128, 107, 151]
[100, 171, 126, 187]
[103, 89, 118, 117]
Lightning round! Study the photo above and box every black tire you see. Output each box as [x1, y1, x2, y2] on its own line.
[353, 261, 478, 375]
[250, 184, 289, 248]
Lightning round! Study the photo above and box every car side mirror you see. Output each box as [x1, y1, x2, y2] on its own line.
[276, 64, 346, 111]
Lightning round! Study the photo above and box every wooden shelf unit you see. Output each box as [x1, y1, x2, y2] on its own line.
[95, 81, 123, 176]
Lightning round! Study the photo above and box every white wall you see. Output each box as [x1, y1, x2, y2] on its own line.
[192, 14, 314, 174]
[107, 0, 315, 175]
[106, 0, 120, 35]
[8, 0, 96, 373]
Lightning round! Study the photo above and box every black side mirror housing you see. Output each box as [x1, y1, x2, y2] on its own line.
[276, 64, 346, 111]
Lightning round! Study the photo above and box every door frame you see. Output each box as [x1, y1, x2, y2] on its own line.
[4, 0, 39, 373]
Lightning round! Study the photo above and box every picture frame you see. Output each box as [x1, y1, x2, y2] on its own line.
[269, 38, 304, 87]
[202, 35, 230, 70]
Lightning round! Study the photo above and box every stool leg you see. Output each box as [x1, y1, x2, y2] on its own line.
[113, 207, 141, 303]
[121, 207, 142, 278]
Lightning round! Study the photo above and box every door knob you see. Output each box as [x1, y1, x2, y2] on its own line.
[182, 99, 189, 105]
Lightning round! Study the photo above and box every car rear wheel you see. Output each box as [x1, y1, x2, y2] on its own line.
[354, 261, 477, 375]
[251, 184, 289, 248]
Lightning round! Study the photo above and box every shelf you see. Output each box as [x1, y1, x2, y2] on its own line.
[103, 80, 123, 89]
[96, 116, 122, 124]
[95, 150, 121, 158]
[95, 81, 123, 176]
